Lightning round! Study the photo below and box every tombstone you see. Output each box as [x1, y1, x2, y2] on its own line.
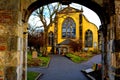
[32, 50, 38, 58]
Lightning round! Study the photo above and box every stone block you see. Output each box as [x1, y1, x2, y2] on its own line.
[0, 0, 19, 10]
[0, 10, 18, 25]
[0, 37, 6, 44]
[8, 36, 17, 51]
[0, 70, 3, 76]
[0, 46, 6, 51]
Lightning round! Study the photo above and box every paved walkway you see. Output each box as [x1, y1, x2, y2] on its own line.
[28, 54, 101, 80]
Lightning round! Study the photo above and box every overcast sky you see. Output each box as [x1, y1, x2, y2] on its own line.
[28, 3, 101, 29]
[70, 3, 101, 28]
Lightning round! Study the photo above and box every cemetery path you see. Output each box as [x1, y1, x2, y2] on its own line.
[27, 54, 101, 80]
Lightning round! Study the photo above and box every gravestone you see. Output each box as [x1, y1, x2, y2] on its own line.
[32, 50, 38, 58]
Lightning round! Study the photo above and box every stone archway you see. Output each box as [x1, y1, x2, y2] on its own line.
[23, 0, 109, 80]
[23, 0, 108, 25]
[1, 0, 120, 80]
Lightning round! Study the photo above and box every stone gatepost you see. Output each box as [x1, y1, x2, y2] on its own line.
[22, 23, 28, 80]
[0, 0, 25, 80]
[114, 1, 120, 80]
[106, 1, 120, 80]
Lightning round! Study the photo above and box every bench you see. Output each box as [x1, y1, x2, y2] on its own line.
[81, 64, 102, 80]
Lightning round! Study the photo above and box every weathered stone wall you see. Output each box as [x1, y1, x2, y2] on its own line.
[0, 0, 119, 80]
[21, 0, 37, 22]
[104, 1, 120, 80]
[114, 1, 120, 79]
[115, 0, 120, 40]
[106, 15, 116, 80]
[0, 0, 20, 10]
[93, 0, 103, 6]
[0, 0, 24, 80]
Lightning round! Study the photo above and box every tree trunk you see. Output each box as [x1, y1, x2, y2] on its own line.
[42, 30, 48, 56]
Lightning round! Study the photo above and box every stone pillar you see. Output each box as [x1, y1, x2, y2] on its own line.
[0, 11, 23, 80]
[0, 24, 8, 80]
[98, 28, 105, 80]
[22, 23, 28, 80]
[0, 0, 24, 80]
[114, 1, 120, 79]
[105, 15, 116, 80]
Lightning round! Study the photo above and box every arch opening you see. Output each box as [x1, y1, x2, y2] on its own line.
[24, 0, 108, 27]
[25, 1, 109, 80]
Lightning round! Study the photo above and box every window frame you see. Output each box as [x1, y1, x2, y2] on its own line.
[62, 17, 76, 39]
[85, 29, 93, 47]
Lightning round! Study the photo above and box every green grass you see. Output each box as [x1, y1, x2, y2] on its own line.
[38, 56, 50, 67]
[66, 53, 87, 63]
[27, 71, 40, 80]
[27, 53, 32, 60]
[27, 53, 50, 67]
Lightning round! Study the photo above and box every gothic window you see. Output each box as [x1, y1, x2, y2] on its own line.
[62, 17, 76, 38]
[48, 31, 54, 46]
[85, 30, 93, 47]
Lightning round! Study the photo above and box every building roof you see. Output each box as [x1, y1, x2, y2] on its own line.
[59, 39, 74, 45]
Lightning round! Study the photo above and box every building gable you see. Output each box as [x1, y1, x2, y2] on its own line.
[58, 6, 82, 14]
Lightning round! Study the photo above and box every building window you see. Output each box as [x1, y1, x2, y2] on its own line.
[48, 31, 54, 46]
[62, 17, 76, 38]
[85, 30, 93, 47]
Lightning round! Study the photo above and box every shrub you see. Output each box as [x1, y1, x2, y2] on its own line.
[27, 53, 50, 67]
[27, 71, 40, 80]
[65, 53, 87, 63]
[92, 49, 98, 54]
[69, 40, 82, 52]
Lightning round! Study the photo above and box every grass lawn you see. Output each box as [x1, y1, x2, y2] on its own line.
[27, 53, 50, 67]
[27, 71, 40, 80]
[65, 53, 87, 63]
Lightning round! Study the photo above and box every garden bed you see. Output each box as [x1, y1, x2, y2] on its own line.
[65, 53, 87, 63]
[27, 53, 50, 68]
[65, 52, 99, 63]
[27, 71, 43, 80]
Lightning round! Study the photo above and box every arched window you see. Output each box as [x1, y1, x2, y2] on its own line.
[62, 17, 76, 38]
[85, 30, 93, 47]
[48, 31, 54, 46]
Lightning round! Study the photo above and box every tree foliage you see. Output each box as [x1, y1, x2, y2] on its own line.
[69, 40, 82, 52]
[34, 3, 61, 56]
[28, 3, 62, 56]
[28, 31, 44, 53]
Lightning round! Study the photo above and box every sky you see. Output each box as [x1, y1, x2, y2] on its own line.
[28, 3, 101, 29]
[70, 3, 101, 28]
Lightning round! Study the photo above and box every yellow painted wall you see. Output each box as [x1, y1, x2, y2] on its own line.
[57, 12, 80, 43]
[82, 16, 98, 50]
[48, 23, 55, 33]
[47, 47, 52, 52]
[57, 13, 98, 50]
[47, 8, 98, 52]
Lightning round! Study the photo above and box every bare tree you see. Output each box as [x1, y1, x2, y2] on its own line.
[33, 3, 62, 56]
[28, 30, 44, 54]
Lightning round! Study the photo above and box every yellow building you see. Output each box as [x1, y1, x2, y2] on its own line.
[47, 6, 98, 54]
